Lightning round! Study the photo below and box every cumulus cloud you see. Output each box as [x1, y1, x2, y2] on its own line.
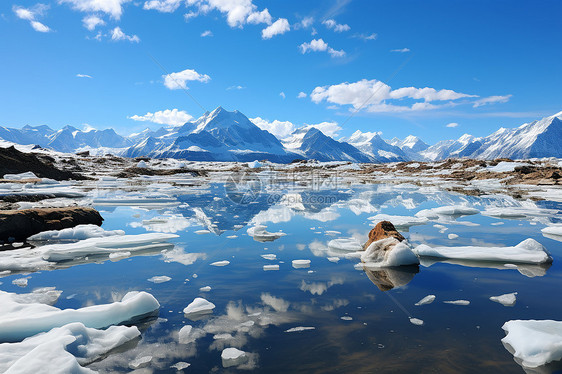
[251, 117, 295, 139]
[322, 19, 350, 32]
[294, 16, 313, 29]
[473, 95, 512, 108]
[446, 122, 459, 128]
[262, 18, 290, 39]
[82, 15, 105, 30]
[310, 78, 480, 113]
[302, 122, 341, 137]
[200, 30, 213, 37]
[279, 92, 286, 99]
[391, 48, 410, 53]
[299, 38, 345, 58]
[129, 109, 193, 126]
[58, 0, 131, 19]
[297, 92, 307, 99]
[110, 26, 139, 42]
[76, 73, 93, 78]
[186, 0, 274, 28]
[163, 68, 211, 90]
[13, 4, 51, 32]
[143, 0, 182, 12]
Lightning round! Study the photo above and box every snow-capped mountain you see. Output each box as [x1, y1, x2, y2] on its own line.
[346, 131, 408, 162]
[284, 127, 373, 162]
[126, 107, 299, 162]
[1, 109, 561, 163]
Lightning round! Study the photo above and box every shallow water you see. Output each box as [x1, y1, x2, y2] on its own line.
[2, 178, 562, 373]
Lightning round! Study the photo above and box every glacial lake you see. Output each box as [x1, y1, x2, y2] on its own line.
[2, 176, 562, 373]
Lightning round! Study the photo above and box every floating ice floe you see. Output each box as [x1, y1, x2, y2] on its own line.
[93, 197, 179, 208]
[341, 316, 353, 321]
[502, 320, 562, 368]
[129, 355, 152, 369]
[490, 292, 517, 307]
[292, 259, 311, 269]
[361, 238, 420, 267]
[0, 322, 141, 373]
[247, 225, 286, 242]
[261, 254, 277, 260]
[481, 161, 529, 173]
[147, 276, 171, 284]
[199, 286, 211, 292]
[195, 229, 211, 235]
[2, 171, 38, 180]
[210, 260, 230, 267]
[542, 225, 562, 242]
[12, 277, 29, 287]
[413, 239, 552, 264]
[221, 347, 248, 368]
[183, 298, 215, 316]
[482, 206, 557, 221]
[0, 290, 159, 342]
[327, 238, 363, 254]
[284, 326, 315, 333]
[28, 224, 125, 242]
[40, 233, 179, 262]
[263, 265, 279, 271]
[367, 214, 429, 230]
[409, 317, 424, 326]
[327, 256, 340, 263]
[448, 233, 459, 240]
[415, 205, 480, 219]
[171, 362, 191, 370]
[415, 295, 436, 306]
[443, 300, 470, 306]
[418, 257, 550, 278]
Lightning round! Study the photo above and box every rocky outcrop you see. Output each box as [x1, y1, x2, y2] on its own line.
[0, 146, 87, 181]
[363, 220, 405, 249]
[0, 207, 103, 242]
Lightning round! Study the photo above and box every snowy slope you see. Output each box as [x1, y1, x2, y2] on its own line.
[347, 131, 408, 162]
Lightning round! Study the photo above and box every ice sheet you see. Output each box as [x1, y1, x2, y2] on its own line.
[0, 290, 159, 342]
[413, 239, 552, 264]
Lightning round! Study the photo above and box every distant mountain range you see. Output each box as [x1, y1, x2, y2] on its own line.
[1, 107, 561, 163]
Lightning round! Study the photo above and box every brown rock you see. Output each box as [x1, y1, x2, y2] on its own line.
[0, 207, 103, 243]
[363, 220, 405, 250]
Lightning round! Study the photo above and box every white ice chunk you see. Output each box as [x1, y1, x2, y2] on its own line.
[361, 238, 420, 267]
[415, 295, 436, 306]
[247, 160, 262, 169]
[129, 355, 152, 369]
[0, 322, 140, 373]
[341, 316, 353, 321]
[40, 233, 178, 262]
[484, 161, 529, 173]
[109, 251, 130, 260]
[328, 238, 362, 252]
[284, 326, 315, 333]
[183, 297, 215, 316]
[171, 362, 191, 370]
[247, 225, 286, 242]
[413, 238, 552, 264]
[195, 229, 211, 235]
[263, 265, 279, 271]
[443, 300, 470, 305]
[490, 292, 517, 307]
[502, 319, 562, 368]
[199, 286, 211, 292]
[12, 277, 29, 287]
[3, 171, 38, 180]
[148, 275, 171, 284]
[416, 205, 479, 219]
[136, 160, 148, 168]
[327, 257, 340, 263]
[28, 225, 124, 242]
[448, 233, 459, 240]
[261, 254, 277, 260]
[542, 225, 562, 242]
[0, 290, 159, 342]
[210, 260, 230, 267]
[292, 259, 311, 269]
[409, 317, 424, 326]
[221, 347, 248, 368]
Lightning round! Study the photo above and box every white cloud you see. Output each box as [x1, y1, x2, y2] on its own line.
[58, 0, 131, 19]
[262, 18, 290, 39]
[251, 117, 295, 139]
[301, 122, 341, 137]
[163, 68, 211, 90]
[297, 92, 307, 99]
[446, 122, 459, 128]
[82, 15, 105, 30]
[279, 92, 286, 99]
[473, 95, 512, 108]
[143, 0, 182, 12]
[129, 109, 193, 126]
[186, 0, 274, 28]
[110, 26, 139, 42]
[201, 30, 213, 37]
[310, 78, 480, 113]
[184, 11, 198, 21]
[226, 85, 245, 90]
[76, 73, 93, 78]
[13, 4, 51, 32]
[323, 19, 350, 32]
[299, 38, 345, 58]
[353, 33, 377, 41]
[391, 48, 410, 53]
[295, 16, 313, 29]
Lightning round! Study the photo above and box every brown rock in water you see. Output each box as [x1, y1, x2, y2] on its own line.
[0, 207, 103, 243]
[363, 221, 405, 250]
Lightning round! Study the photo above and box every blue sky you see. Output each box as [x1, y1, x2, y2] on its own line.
[1, 0, 561, 143]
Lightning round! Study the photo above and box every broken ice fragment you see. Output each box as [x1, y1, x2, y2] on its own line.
[490, 292, 517, 307]
[292, 259, 311, 269]
[221, 347, 248, 368]
[183, 297, 215, 316]
[285, 326, 315, 333]
[148, 275, 171, 284]
[415, 295, 436, 306]
[210, 260, 230, 266]
[409, 317, 424, 326]
[443, 300, 470, 306]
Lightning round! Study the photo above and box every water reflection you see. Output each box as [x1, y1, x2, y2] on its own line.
[363, 265, 419, 291]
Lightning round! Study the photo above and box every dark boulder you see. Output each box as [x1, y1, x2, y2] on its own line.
[363, 220, 405, 250]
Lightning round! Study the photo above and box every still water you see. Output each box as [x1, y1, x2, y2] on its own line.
[2, 178, 562, 373]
